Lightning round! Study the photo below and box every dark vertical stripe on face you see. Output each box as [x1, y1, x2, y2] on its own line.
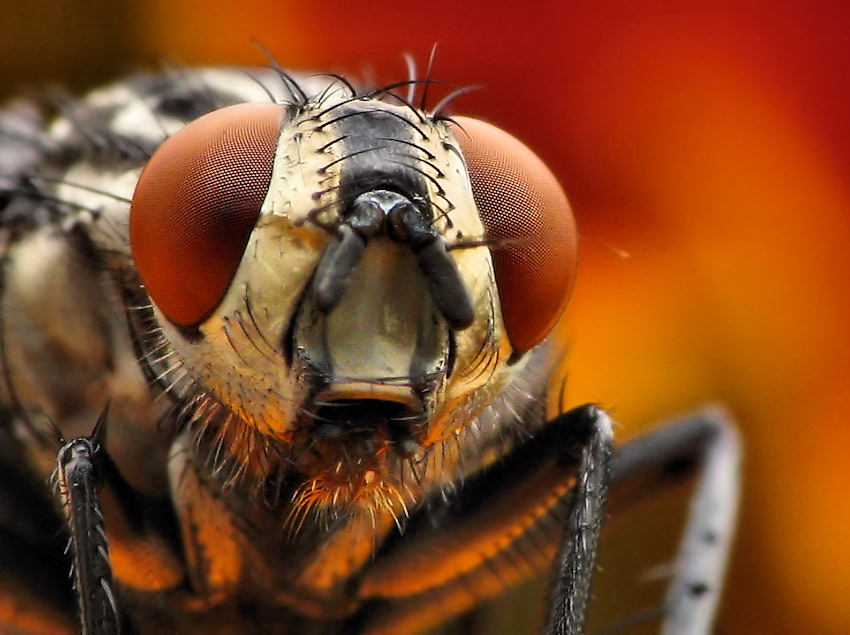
[331, 104, 431, 215]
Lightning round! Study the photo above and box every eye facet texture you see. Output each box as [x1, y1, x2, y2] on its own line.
[130, 103, 285, 327]
[452, 116, 578, 353]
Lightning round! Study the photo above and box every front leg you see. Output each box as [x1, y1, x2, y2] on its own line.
[352, 405, 739, 635]
[55, 411, 188, 635]
[352, 405, 614, 634]
[546, 405, 613, 634]
[55, 410, 120, 635]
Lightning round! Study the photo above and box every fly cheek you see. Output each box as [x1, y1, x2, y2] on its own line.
[451, 116, 578, 354]
[130, 103, 287, 328]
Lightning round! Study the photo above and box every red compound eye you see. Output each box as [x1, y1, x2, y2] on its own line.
[452, 116, 578, 354]
[130, 103, 285, 327]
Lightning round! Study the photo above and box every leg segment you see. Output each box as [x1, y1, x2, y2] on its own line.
[608, 408, 741, 635]
[56, 410, 120, 635]
[545, 405, 613, 635]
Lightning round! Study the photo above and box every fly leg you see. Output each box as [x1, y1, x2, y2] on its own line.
[545, 405, 613, 634]
[605, 407, 741, 635]
[55, 409, 121, 635]
[350, 404, 615, 635]
[350, 405, 739, 635]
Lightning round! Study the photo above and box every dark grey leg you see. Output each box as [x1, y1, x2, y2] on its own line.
[352, 404, 615, 635]
[545, 405, 614, 635]
[56, 409, 121, 635]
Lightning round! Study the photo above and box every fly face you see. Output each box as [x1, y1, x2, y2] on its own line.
[128, 86, 578, 524]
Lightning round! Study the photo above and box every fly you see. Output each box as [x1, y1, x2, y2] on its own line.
[0, 63, 740, 634]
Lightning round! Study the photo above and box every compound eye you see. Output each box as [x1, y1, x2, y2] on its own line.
[130, 103, 285, 327]
[452, 116, 578, 354]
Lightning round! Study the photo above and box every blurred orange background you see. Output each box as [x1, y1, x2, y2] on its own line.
[3, 1, 850, 633]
